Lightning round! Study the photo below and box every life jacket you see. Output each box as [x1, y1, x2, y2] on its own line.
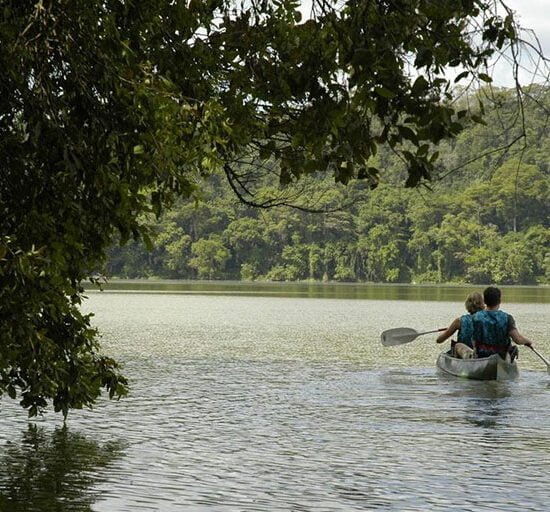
[472, 310, 511, 356]
[457, 314, 474, 348]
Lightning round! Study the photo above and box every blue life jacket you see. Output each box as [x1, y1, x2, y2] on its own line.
[457, 314, 474, 348]
[472, 310, 511, 356]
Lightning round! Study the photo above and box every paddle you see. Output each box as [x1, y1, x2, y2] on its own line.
[529, 346, 550, 374]
[381, 327, 447, 347]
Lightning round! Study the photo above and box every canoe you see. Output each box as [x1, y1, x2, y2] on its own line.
[436, 351, 519, 381]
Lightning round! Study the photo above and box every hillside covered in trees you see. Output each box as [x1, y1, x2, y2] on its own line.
[108, 86, 550, 285]
[3, 0, 548, 417]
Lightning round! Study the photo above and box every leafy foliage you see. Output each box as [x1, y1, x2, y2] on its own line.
[109, 87, 550, 285]
[0, 425, 122, 511]
[0, 1, 542, 415]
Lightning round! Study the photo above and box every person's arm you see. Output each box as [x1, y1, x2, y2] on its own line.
[507, 314, 533, 347]
[436, 317, 460, 343]
[509, 328, 533, 347]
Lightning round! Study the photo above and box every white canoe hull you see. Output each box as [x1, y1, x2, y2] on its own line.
[436, 351, 519, 381]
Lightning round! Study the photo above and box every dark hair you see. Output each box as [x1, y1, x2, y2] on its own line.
[483, 286, 501, 308]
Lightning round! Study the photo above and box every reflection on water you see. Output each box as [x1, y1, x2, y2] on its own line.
[0, 425, 123, 512]
[1, 290, 549, 511]
[460, 382, 513, 429]
[86, 280, 550, 303]
[2, 363, 549, 511]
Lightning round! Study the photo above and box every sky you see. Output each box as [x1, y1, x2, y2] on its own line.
[507, 0, 550, 54]
[493, 0, 550, 86]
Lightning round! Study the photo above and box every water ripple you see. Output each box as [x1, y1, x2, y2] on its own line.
[1, 294, 549, 511]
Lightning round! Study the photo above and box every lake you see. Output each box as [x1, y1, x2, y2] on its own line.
[1, 282, 549, 511]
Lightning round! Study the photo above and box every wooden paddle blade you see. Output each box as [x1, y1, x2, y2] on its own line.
[380, 327, 418, 346]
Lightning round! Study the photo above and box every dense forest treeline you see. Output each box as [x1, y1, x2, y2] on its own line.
[107, 87, 550, 285]
[4, 0, 546, 417]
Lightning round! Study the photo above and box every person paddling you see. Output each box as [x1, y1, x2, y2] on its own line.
[436, 292, 484, 359]
[472, 286, 533, 360]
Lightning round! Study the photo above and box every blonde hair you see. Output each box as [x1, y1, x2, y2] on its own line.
[465, 292, 484, 314]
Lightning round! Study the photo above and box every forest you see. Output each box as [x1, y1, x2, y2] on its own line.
[2, 1, 548, 416]
[108, 86, 550, 286]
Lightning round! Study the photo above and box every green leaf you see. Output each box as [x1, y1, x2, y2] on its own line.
[398, 126, 419, 145]
[429, 151, 439, 163]
[471, 115, 487, 125]
[454, 71, 470, 83]
[417, 144, 429, 157]
[374, 86, 397, 99]
[351, 48, 371, 66]
[411, 75, 429, 95]
[415, 49, 433, 68]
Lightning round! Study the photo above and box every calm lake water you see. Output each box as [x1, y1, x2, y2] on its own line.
[1, 283, 549, 511]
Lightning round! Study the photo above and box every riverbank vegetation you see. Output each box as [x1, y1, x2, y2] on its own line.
[108, 86, 550, 285]
[1, 1, 547, 416]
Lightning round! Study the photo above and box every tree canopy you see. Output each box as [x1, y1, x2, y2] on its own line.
[0, 0, 545, 416]
[108, 86, 550, 286]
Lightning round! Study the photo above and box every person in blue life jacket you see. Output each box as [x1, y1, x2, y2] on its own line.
[436, 291, 484, 359]
[472, 286, 533, 360]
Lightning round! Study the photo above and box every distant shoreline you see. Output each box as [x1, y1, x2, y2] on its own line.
[81, 279, 550, 304]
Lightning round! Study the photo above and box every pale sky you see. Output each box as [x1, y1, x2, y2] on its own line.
[494, 0, 550, 86]
[507, 0, 550, 54]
